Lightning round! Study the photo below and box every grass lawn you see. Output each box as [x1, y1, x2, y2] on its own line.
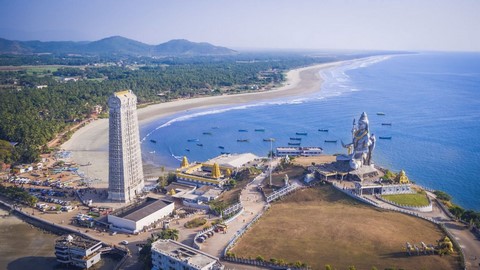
[382, 192, 430, 207]
[231, 185, 460, 270]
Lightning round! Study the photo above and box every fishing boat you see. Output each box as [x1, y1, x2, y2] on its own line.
[324, 140, 338, 143]
[263, 138, 275, 142]
[377, 112, 386, 116]
[237, 139, 249, 142]
[318, 129, 329, 132]
[218, 146, 225, 149]
[379, 136, 392, 140]
[150, 139, 157, 143]
[254, 128, 265, 132]
[296, 132, 307, 135]
[187, 139, 199, 142]
[381, 123, 392, 126]
[290, 137, 302, 140]
[238, 129, 248, 132]
[202, 132, 212, 135]
[288, 142, 301, 146]
[196, 143, 203, 147]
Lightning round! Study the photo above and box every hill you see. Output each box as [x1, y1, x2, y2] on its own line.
[0, 36, 236, 56]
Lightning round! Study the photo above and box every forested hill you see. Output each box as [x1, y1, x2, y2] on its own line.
[0, 36, 237, 56]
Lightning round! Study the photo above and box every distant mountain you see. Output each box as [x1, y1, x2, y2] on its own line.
[0, 36, 237, 56]
[154, 39, 235, 56]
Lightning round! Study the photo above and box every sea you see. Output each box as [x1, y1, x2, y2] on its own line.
[140, 52, 480, 211]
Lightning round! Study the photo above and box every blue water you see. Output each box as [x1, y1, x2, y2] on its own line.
[140, 53, 480, 211]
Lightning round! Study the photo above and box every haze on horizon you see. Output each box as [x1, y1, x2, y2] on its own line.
[0, 0, 479, 52]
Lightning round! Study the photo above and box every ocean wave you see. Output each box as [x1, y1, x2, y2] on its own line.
[140, 55, 393, 142]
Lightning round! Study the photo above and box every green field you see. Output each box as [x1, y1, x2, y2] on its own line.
[382, 192, 430, 207]
[231, 186, 460, 270]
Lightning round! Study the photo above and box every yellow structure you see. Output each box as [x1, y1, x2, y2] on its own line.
[212, 163, 221, 179]
[394, 170, 410, 184]
[175, 162, 229, 187]
[225, 168, 232, 177]
[181, 156, 189, 168]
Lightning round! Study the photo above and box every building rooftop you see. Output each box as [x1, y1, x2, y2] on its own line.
[55, 234, 101, 250]
[152, 239, 219, 269]
[204, 153, 258, 169]
[116, 198, 173, 222]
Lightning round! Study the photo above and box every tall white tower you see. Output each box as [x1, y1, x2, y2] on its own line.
[107, 90, 144, 203]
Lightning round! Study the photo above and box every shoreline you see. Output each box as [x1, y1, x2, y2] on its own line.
[62, 60, 348, 185]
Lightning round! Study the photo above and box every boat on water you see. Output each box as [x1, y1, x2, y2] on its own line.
[238, 129, 248, 132]
[187, 139, 199, 142]
[196, 143, 203, 147]
[324, 140, 337, 143]
[296, 132, 307, 135]
[254, 128, 265, 132]
[288, 142, 301, 146]
[202, 132, 212, 135]
[221, 152, 231, 155]
[150, 139, 157, 143]
[211, 126, 219, 129]
[263, 138, 275, 142]
[218, 146, 225, 149]
[185, 149, 190, 152]
[377, 112, 386, 116]
[379, 136, 392, 140]
[290, 137, 302, 140]
[237, 139, 249, 142]
[381, 123, 392, 126]
[318, 129, 329, 132]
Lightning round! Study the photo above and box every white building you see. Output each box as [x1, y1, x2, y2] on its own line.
[151, 239, 224, 270]
[54, 234, 102, 269]
[107, 198, 174, 233]
[108, 90, 144, 203]
[276, 146, 323, 157]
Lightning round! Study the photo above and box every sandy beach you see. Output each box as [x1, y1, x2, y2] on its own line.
[62, 60, 344, 186]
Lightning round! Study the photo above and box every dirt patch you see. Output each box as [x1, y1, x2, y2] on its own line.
[232, 185, 461, 270]
[291, 155, 336, 167]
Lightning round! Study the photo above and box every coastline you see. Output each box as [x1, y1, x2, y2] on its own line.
[62, 60, 346, 185]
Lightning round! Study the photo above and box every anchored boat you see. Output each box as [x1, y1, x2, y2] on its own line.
[324, 140, 337, 143]
[296, 132, 307, 135]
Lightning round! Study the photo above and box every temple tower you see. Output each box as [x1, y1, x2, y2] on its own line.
[107, 90, 144, 203]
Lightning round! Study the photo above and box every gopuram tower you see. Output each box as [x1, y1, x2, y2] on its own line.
[107, 90, 144, 203]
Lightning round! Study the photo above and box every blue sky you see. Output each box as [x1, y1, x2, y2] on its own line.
[1, 0, 479, 51]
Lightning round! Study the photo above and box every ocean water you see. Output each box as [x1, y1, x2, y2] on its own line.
[140, 53, 480, 211]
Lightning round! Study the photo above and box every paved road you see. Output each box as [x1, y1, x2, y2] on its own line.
[200, 172, 268, 258]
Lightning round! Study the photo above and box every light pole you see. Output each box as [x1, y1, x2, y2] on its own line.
[269, 138, 274, 186]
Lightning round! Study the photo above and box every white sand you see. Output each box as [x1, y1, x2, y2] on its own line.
[62, 61, 344, 186]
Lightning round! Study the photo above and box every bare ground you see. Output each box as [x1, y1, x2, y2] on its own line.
[231, 185, 461, 270]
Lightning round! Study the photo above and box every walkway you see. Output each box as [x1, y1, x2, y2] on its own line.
[200, 172, 268, 257]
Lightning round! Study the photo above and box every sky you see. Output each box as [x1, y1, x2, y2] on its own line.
[0, 0, 479, 52]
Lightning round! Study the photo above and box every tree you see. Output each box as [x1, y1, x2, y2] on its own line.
[325, 265, 333, 270]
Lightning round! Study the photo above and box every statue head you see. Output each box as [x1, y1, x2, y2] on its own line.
[358, 112, 369, 131]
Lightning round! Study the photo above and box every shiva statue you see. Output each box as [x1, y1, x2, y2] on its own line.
[338, 112, 376, 170]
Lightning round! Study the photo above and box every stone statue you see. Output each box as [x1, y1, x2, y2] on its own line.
[338, 112, 376, 170]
